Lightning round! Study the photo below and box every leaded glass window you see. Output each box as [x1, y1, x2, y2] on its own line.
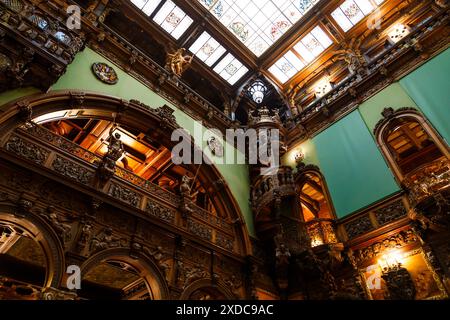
[213, 53, 249, 85]
[269, 26, 332, 84]
[153, 1, 193, 40]
[189, 32, 226, 67]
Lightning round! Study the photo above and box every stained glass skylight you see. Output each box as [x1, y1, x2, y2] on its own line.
[131, 1, 194, 40]
[269, 26, 333, 84]
[153, 1, 193, 39]
[189, 32, 227, 67]
[197, 0, 321, 57]
[331, 0, 385, 32]
[131, 0, 162, 16]
[213, 53, 249, 85]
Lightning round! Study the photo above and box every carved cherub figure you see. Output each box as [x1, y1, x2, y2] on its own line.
[165, 48, 193, 77]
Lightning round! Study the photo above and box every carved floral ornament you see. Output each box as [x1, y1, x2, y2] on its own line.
[92, 62, 118, 85]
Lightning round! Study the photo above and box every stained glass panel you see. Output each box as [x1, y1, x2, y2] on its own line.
[331, 0, 385, 32]
[131, 0, 162, 16]
[153, 1, 193, 40]
[270, 26, 332, 84]
[213, 53, 249, 85]
[189, 32, 227, 67]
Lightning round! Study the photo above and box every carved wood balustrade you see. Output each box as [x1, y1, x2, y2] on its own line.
[0, 124, 237, 254]
[403, 158, 450, 206]
[306, 219, 338, 248]
[251, 166, 296, 215]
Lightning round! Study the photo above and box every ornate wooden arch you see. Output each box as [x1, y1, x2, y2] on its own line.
[0, 203, 66, 289]
[180, 278, 236, 300]
[373, 107, 450, 182]
[0, 90, 252, 256]
[80, 247, 170, 300]
[294, 164, 337, 221]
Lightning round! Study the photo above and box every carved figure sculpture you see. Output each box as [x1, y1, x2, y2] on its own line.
[165, 48, 193, 77]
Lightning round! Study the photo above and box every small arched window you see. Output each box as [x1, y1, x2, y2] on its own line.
[296, 165, 338, 247]
[375, 108, 449, 181]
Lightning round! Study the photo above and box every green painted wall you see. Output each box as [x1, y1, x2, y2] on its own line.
[358, 82, 418, 134]
[0, 87, 40, 106]
[400, 48, 450, 144]
[313, 111, 399, 218]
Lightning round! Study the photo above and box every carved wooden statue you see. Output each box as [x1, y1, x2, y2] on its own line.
[97, 126, 124, 182]
[165, 48, 193, 77]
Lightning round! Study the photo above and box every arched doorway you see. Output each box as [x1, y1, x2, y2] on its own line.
[0, 208, 65, 299]
[80, 249, 169, 300]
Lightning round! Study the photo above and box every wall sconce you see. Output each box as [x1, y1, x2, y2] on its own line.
[295, 150, 305, 163]
[248, 80, 268, 104]
[294, 150, 306, 170]
[378, 251, 403, 272]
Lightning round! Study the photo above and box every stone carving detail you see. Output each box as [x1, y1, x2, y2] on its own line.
[207, 136, 224, 157]
[5, 135, 49, 165]
[355, 230, 418, 263]
[89, 227, 125, 253]
[248, 106, 281, 126]
[187, 219, 212, 241]
[180, 175, 193, 198]
[52, 156, 94, 185]
[145, 201, 175, 223]
[108, 184, 142, 208]
[375, 200, 407, 225]
[344, 215, 374, 239]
